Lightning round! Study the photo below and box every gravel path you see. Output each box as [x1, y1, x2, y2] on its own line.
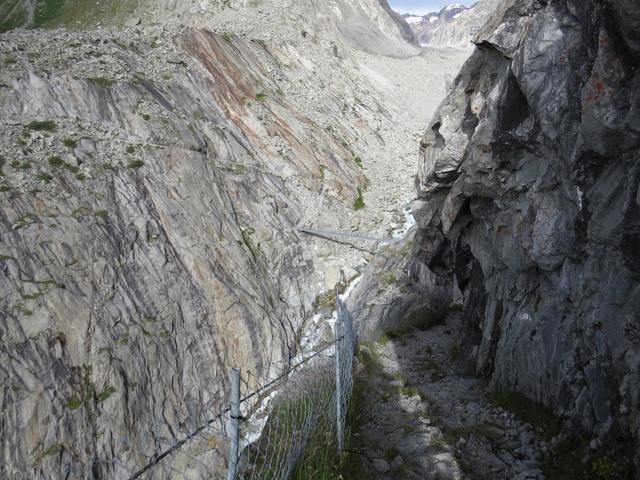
[347, 312, 551, 480]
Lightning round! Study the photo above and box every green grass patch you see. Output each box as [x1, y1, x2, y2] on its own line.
[66, 395, 83, 410]
[26, 120, 56, 131]
[36, 173, 53, 183]
[62, 138, 77, 148]
[48, 156, 64, 167]
[48, 155, 79, 173]
[88, 77, 116, 87]
[63, 163, 79, 173]
[255, 92, 268, 102]
[94, 210, 108, 218]
[127, 160, 144, 169]
[142, 114, 151, 121]
[338, 366, 372, 478]
[126, 145, 135, 154]
[353, 188, 365, 210]
[97, 386, 116, 403]
[240, 376, 342, 480]
[353, 156, 363, 168]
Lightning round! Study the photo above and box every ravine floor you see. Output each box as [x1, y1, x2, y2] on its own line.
[344, 311, 552, 480]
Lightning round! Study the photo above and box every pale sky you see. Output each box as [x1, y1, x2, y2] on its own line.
[388, 0, 476, 15]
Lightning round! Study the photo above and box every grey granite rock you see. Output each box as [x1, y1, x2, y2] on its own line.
[412, 0, 640, 469]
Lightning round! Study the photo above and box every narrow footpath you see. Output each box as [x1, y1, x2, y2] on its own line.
[345, 311, 552, 480]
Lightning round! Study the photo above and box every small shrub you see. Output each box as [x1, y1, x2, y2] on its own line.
[75, 173, 86, 181]
[353, 188, 365, 210]
[94, 210, 108, 219]
[222, 32, 232, 42]
[97, 386, 116, 403]
[62, 138, 77, 148]
[142, 114, 151, 121]
[353, 156, 363, 168]
[66, 395, 83, 410]
[48, 156, 64, 167]
[88, 77, 116, 87]
[36, 173, 53, 183]
[315, 290, 336, 310]
[26, 120, 56, 131]
[255, 92, 268, 102]
[125, 145, 135, 154]
[127, 160, 144, 169]
[0, 155, 4, 176]
[63, 163, 79, 174]
[381, 272, 397, 286]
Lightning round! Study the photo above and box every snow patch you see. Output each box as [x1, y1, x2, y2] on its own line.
[429, 16, 439, 23]
[405, 15, 424, 24]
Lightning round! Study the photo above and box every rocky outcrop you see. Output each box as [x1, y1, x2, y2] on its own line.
[403, 4, 471, 47]
[406, 0, 502, 49]
[0, 0, 423, 476]
[412, 0, 640, 468]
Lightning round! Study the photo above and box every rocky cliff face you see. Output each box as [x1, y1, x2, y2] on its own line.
[0, 0, 436, 477]
[413, 0, 640, 467]
[407, 0, 503, 49]
[403, 4, 470, 46]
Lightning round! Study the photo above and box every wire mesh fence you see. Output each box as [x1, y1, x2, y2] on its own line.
[234, 297, 354, 480]
[120, 294, 356, 480]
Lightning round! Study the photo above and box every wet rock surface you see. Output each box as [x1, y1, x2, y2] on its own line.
[412, 0, 640, 472]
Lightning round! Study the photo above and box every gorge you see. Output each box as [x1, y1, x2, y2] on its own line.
[1, 0, 639, 479]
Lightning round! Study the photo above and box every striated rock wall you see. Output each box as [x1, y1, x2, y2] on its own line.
[412, 0, 640, 465]
[0, 7, 393, 475]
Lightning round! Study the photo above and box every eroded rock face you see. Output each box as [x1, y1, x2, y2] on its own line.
[0, 6, 400, 476]
[413, 0, 640, 463]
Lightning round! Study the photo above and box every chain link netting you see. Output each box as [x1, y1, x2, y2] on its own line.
[234, 297, 355, 480]
[116, 295, 355, 480]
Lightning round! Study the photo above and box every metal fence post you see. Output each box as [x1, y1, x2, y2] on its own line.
[335, 298, 344, 451]
[226, 368, 241, 480]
